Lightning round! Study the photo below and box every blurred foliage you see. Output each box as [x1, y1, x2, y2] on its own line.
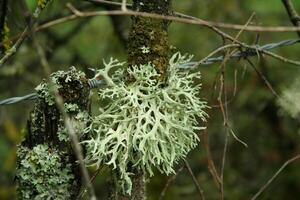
[0, 0, 300, 199]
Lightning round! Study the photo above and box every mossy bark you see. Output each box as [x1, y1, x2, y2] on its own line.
[111, 0, 172, 199]
[127, 0, 172, 82]
[16, 68, 90, 199]
[0, 0, 9, 55]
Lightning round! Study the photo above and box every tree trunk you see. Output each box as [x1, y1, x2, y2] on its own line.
[127, 0, 172, 81]
[110, 0, 172, 199]
[16, 68, 90, 199]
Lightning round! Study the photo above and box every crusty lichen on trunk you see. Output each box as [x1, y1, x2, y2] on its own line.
[16, 67, 90, 200]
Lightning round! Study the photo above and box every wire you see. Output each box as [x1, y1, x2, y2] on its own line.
[0, 79, 105, 106]
[178, 38, 300, 69]
[0, 38, 299, 106]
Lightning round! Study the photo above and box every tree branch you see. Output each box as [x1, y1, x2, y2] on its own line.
[282, 0, 300, 37]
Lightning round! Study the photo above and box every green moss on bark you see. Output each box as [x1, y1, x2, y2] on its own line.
[127, 0, 172, 82]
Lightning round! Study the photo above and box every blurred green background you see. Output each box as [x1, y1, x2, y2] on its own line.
[1, 0, 300, 199]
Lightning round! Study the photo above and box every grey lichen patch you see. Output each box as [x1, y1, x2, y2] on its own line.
[16, 144, 76, 200]
[83, 53, 208, 194]
[29, 66, 90, 145]
[17, 67, 90, 199]
[57, 106, 90, 142]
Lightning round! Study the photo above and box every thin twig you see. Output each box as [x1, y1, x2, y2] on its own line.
[184, 159, 206, 200]
[246, 58, 280, 98]
[159, 166, 184, 200]
[45, 9, 300, 66]
[193, 44, 240, 67]
[0, 1, 50, 67]
[85, 0, 300, 32]
[220, 131, 229, 200]
[3, 7, 300, 68]
[218, 13, 255, 200]
[201, 131, 221, 188]
[77, 166, 103, 200]
[251, 154, 300, 200]
[282, 0, 300, 37]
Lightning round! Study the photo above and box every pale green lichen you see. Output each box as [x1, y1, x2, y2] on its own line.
[83, 53, 208, 194]
[57, 108, 90, 142]
[17, 67, 90, 199]
[16, 144, 75, 200]
[278, 77, 300, 119]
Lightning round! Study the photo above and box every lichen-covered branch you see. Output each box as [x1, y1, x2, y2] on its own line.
[16, 68, 91, 199]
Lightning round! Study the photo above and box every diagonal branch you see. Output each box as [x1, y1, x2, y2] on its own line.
[251, 154, 300, 200]
[184, 159, 206, 200]
[282, 0, 300, 37]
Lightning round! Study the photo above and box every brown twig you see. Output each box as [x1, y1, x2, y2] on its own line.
[184, 159, 206, 200]
[37, 9, 300, 66]
[2, 6, 300, 67]
[246, 58, 280, 98]
[85, 0, 300, 32]
[158, 166, 184, 200]
[282, 0, 300, 37]
[217, 13, 255, 200]
[0, 0, 52, 67]
[250, 154, 300, 200]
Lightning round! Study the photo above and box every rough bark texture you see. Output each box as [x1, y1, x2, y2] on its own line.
[16, 68, 90, 199]
[0, 0, 9, 55]
[127, 0, 172, 82]
[111, 0, 172, 199]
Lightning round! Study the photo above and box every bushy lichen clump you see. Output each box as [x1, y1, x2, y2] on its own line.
[83, 53, 208, 193]
[16, 144, 76, 200]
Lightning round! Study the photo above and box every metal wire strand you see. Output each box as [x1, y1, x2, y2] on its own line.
[0, 38, 299, 106]
[0, 79, 105, 106]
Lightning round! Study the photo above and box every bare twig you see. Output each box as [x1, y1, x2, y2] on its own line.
[36, 9, 300, 66]
[159, 166, 184, 200]
[219, 131, 229, 200]
[246, 58, 280, 98]
[201, 131, 221, 188]
[251, 154, 300, 200]
[86, 0, 131, 8]
[0, 0, 51, 67]
[282, 0, 300, 37]
[3, 6, 300, 68]
[184, 159, 205, 200]
[85, 0, 300, 32]
[217, 13, 255, 200]
[193, 44, 240, 67]
[76, 166, 103, 199]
